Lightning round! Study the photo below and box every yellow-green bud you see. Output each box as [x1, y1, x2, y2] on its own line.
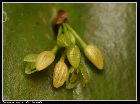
[35, 51, 55, 71]
[53, 61, 68, 88]
[66, 45, 81, 69]
[84, 45, 104, 70]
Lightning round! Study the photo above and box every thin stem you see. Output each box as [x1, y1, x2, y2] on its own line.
[60, 50, 66, 62]
[58, 25, 62, 36]
[63, 23, 68, 35]
[65, 23, 87, 49]
[52, 45, 58, 54]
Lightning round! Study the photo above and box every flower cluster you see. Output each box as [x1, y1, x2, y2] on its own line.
[24, 10, 104, 89]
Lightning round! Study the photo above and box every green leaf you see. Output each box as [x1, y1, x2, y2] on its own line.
[3, 3, 136, 100]
[24, 54, 38, 62]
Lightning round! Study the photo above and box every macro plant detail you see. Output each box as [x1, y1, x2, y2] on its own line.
[53, 52, 68, 88]
[23, 10, 104, 89]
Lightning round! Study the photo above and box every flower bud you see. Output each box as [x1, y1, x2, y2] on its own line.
[84, 45, 104, 70]
[53, 61, 68, 88]
[35, 51, 55, 71]
[57, 33, 71, 47]
[66, 45, 81, 69]
[57, 26, 72, 47]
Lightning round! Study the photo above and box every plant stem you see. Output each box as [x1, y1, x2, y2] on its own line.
[60, 51, 66, 62]
[63, 23, 68, 35]
[58, 25, 62, 36]
[65, 23, 87, 49]
[52, 45, 58, 54]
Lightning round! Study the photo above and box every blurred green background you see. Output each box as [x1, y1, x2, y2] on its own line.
[3, 3, 136, 100]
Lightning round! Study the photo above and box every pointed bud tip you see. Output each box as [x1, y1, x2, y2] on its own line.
[97, 63, 104, 70]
